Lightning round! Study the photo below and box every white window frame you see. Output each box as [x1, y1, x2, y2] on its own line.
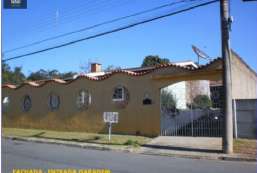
[49, 94, 60, 111]
[112, 86, 125, 101]
[77, 89, 91, 109]
[2, 96, 10, 112]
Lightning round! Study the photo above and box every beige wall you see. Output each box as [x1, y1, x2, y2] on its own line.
[231, 51, 257, 99]
[2, 61, 222, 136]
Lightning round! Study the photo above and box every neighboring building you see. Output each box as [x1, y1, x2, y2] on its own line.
[210, 80, 223, 108]
[210, 50, 257, 108]
[162, 80, 210, 109]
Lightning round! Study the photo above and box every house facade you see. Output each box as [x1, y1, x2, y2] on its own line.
[2, 58, 223, 136]
[2, 51, 256, 137]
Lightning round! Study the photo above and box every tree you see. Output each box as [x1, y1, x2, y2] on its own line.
[48, 70, 60, 79]
[161, 90, 177, 113]
[12, 67, 26, 84]
[104, 65, 121, 72]
[141, 55, 170, 67]
[27, 69, 49, 81]
[2, 62, 12, 84]
[59, 72, 77, 79]
[2, 62, 25, 85]
[27, 69, 76, 81]
[191, 95, 212, 109]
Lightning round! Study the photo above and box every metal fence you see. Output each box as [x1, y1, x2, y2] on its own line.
[161, 109, 223, 137]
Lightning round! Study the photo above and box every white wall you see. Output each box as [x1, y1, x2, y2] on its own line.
[163, 81, 187, 109]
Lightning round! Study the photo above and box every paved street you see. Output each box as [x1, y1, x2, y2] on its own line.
[2, 138, 256, 173]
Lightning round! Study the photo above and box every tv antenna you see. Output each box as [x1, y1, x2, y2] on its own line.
[192, 45, 212, 65]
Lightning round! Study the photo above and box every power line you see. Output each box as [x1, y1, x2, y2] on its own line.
[2, 0, 218, 62]
[25, 0, 131, 34]
[4, 0, 194, 54]
[3, 0, 132, 48]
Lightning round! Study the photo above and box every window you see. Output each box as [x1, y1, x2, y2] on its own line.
[112, 86, 129, 108]
[49, 94, 60, 111]
[112, 86, 124, 101]
[23, 95, 32, 112]
[2, 96, 10, 112]
[77, 90, 91, 109]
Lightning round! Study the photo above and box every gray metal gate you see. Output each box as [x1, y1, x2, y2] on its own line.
[161, 109, 223, 137]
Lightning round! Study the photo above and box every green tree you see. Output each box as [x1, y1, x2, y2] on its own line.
[11, 67, 26, 84]
[141, 55, 170, 67]
[48, 70, 60, 79]
[2, 62, 25, 85]
[2, 62, 12, 84]
[191, 95, 212, 109]
[161, 90, 177, 112]
[27, 69, 76, 81]
[59, 72, 77, 79]
[27, 69, 49, 81]
[104, 65, 121, 72]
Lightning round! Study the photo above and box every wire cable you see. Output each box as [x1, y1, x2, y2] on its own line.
[4, 0, 193, 54]
[2, 0, 218, 62]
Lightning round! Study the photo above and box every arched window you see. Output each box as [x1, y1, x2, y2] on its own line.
[23, 95, 32, 112]
[77, 89, 91, 109]
[49, 94, 60, 111]
[112, 86, 125, 101]
[112, 85, 129, 108]
[2, 96, 10, 112]
[143, 92, 152, 105]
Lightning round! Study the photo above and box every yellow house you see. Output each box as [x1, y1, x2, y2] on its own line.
[2, 57, 225, 137]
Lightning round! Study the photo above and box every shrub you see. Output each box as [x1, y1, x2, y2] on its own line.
[191, 95, 212, 109]
[124, 139, 140, 147]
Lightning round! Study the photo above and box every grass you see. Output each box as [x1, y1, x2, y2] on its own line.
[2, 128, 151, 147]
[4, 128, 256, 155]
[233, 138, 257, 157]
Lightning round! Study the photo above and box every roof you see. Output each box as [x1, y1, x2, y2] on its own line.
[2, 58, 222, 90]
[123, 60, 198, 72]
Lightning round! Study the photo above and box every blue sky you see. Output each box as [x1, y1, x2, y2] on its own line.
[2, 0, 257, 76]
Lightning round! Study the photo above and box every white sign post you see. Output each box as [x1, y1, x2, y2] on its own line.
[103, 112, 119, 141]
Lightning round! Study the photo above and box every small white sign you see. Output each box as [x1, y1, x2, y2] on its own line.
[103, 112, 119, 123]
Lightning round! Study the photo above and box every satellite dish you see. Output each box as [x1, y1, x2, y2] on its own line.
[192, 45, 212, 64]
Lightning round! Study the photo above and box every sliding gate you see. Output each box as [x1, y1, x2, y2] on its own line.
[161, 109, 223, 137]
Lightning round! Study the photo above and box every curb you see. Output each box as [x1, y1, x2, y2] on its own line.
[140, 151, 220, 160]
[219, 156, 257, 162]
[4, 136, 256, 162]
[4, 136, 135, 153]
[141, 150, 256, 162]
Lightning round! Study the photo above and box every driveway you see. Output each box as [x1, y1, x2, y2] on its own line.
[145, 136, 222, 151]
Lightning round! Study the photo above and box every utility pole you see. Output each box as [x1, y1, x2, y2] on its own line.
[220, 0, 233, 154]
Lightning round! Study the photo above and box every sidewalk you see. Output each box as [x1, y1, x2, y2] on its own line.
[4, 135, 256, 162]
[139, 136, 256, 162]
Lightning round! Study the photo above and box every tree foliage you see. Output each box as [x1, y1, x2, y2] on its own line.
[27, 69, 76, 81]
[104, 65, 121, 72]
[2, 62, 76, 84]
[2, 62, 26, 85]
[191, 95, 212, 109]
[141, 55, 170, 67]
[161, 90, 177, 112]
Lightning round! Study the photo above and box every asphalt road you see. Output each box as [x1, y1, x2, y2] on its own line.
[2, 138, 256, 173]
